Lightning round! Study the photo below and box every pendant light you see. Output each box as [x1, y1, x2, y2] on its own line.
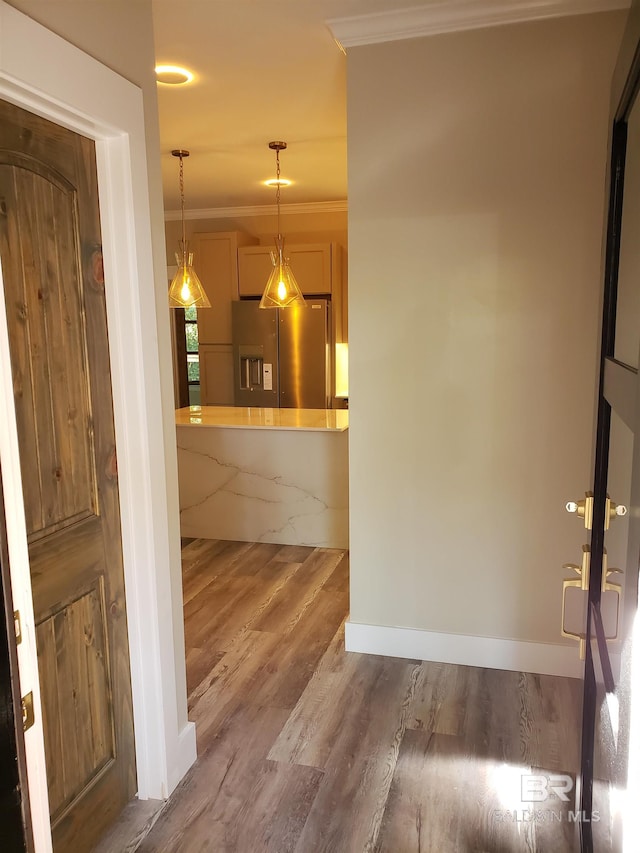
[259, 141, 305, 309]
[168, 149, 211, 309]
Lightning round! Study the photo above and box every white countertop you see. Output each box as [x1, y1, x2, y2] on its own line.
[175, 405, 349, 432]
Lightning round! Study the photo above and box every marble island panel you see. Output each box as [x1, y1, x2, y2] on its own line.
[176, 407, 349, 548]
[175, 405, 348, 432]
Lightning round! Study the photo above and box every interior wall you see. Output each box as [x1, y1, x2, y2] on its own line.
[4, 0, 190, 762]
[347, 11, 626, 655]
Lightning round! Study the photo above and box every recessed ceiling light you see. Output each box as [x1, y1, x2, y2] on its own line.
[264, 178, 292, 188]
[155, 65, 194, 85]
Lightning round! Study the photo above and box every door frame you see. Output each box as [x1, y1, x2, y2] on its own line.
[0, 460, 32, 850]
[578, 4, 640, 848]
[0, 3, 196, 849]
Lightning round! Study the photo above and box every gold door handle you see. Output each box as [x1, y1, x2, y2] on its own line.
[561, 545, 590, 659]
[561, 547, 624, 658]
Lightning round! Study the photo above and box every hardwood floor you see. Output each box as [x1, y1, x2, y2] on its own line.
[97, 539, 583, 852]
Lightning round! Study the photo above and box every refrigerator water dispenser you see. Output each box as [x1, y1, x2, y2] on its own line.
[239, 346, 264, 391]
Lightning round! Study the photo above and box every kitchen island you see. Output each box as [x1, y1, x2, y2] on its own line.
[176, 406, 349, 548]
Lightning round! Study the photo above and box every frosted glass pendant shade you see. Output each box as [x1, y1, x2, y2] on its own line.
[259, 239, 305, 308]
[168, 247, 211, 309]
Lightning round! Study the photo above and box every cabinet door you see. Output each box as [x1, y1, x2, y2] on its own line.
[193, 232, 241, 344]
[199, 344, 234, 405]
[238, 243, 333, 297]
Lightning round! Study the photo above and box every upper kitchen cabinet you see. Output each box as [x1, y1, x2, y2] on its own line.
[193, 231, 256, 344]
[238, 243, 341, 298]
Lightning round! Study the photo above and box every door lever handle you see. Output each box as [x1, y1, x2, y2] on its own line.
[561, 545, 590, 659]
[561, 546, 624, 659]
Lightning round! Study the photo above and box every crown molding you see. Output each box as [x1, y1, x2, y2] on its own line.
[164, 199, 348, 222]
[327, 0, 630, 48]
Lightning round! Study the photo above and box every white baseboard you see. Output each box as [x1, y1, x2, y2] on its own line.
[345, 621, 585, 678]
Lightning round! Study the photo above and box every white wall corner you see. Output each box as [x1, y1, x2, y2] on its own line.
[345, 621, 589, 678]
[327, 0, 631, 48]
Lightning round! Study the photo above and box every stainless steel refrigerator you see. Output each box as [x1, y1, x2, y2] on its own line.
[232, 299, 332, 408]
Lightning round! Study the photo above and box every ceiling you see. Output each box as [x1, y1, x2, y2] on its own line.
[152, 0, 627, 213]
[152, 0, 407, 213]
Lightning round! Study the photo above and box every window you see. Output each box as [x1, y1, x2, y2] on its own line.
[184, 306, 200, 405]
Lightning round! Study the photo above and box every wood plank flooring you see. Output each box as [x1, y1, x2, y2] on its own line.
[97, 539, 584, 853]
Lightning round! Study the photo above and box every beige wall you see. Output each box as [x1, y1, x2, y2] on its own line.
[5, 1, 189, 728]
[347, 12, 625, 649]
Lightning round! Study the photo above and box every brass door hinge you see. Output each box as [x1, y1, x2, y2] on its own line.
[14, 610, 22, 645]
[21, 692, 34, 732]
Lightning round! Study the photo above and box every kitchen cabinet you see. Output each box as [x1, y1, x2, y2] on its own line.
[191, 231, 256, 406]
[238, 242, 340, 298]
[192, 231, 256, 344]
[199, 344, 234, 406]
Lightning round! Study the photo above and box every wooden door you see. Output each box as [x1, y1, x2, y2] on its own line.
[577, 13, 640, 851]
[0, 100, 135, 850]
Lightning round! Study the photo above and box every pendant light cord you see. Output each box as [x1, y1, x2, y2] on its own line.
[179, 153, 187, 256]
[275, 147, 282, 243]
